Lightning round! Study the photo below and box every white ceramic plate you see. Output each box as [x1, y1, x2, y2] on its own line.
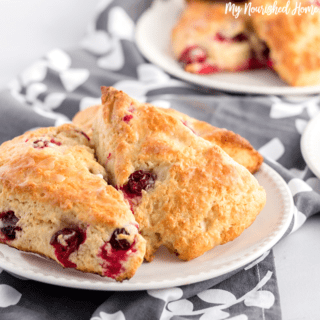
[301, 113, 320, 178]
[0, 163, 293, 291]
[135, 0, 320, 96]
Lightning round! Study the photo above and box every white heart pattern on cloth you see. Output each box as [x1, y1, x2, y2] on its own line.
[288, 178, 313, 197]
[291, 206, 307, 233]
[147, 287, 183, 302]
[43, 92, 67, 110]
[137, 63, 192, 89]
[91, 310, 126, 320]
[81, 30, 113, 55]
[0, 285, 22, 308]
[270, 102, 304, 119]
[80, 97, 102, 111]
[60, 69, 90, 92]
[167, 299, 194, 314]
[26, 83, 47, 103]
[146, 271, 274, 319]
[197, 289, 237, 305]
[258, 138, 285, 161]
[108, 6, 135, 41]
[305, 100, 320, 118]
[137, 64, 171, 84]
[295, 118, 308, 134]
[243, 290, 275, 309]
[111, 64, 192, 103]
[97, 37, 125, 71]
[20, 61, 47, 87]
[113, 80, 148, 102]
[46, 49, 72, 72]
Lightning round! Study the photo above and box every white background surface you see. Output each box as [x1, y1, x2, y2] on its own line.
[0, 1, 319, 319]
[0, 0, 100, 89]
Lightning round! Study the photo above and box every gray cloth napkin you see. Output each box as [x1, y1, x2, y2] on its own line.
[0, 0, 319, 319]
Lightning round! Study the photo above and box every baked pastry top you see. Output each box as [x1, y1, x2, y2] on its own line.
[73, 105, 263, 174]
[171, 1, 271, 74]
[251, 0, 320, 86]
[160, 107, 263, 173]
[172, 0, 320, 86]
[0, 124, 146, 281]
[91, 87, 266, 261]
[0, 88, 266, 277]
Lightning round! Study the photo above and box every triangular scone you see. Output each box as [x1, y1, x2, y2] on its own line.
[156, 108, 263, 174]
[73, 105, 263, 174]
[0, 124, 146, 281]
[171, 1, 271, 74]
[251, 0, 320, 86]
[92, 87, 266, 262]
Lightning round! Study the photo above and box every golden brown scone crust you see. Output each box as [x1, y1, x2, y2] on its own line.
[92, 87, 266, 262]
[0, 124, 145, 281]
[250, 0, 320, 86]
[73, 105, 263, 174]
[171, 2, 253, 72]
[159, 108, 263, 174]
[173, 0, 320, 86]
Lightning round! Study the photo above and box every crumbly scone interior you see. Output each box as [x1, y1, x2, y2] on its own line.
[92, 87, 266, 262]
[0, 124, 146, 281]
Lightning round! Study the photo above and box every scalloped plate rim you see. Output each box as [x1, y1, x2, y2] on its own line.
[0, 162, 293, 291]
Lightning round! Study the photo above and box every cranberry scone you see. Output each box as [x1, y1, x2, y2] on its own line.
[250, 0, 320, 86]
[171, 1, 271, 74]
[91, 87, 266, 262]
[160, 108, 263, 173]
[73, 105, 263, 174]
[0, 124, 146, 281]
